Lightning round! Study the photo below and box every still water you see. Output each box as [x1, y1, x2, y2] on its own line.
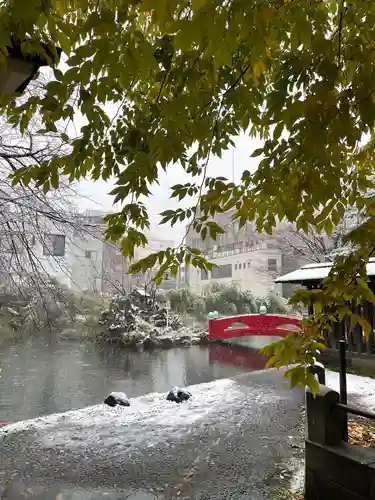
[0, 339, 268, 423]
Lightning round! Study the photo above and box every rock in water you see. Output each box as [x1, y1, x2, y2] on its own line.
[104, 392, 130, 407]
[166, 387, 192, 404]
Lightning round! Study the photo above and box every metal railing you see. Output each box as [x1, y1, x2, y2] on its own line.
[337, 403, 375, 421]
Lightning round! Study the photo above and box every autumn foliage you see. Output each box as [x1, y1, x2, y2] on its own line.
[2, 0, 375, 389]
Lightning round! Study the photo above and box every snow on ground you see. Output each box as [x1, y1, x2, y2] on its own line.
[0, 372, 300, 458]
[1, 367, 375, 455]
[0, 377, 284, 451]
[289, 457, 305, 493]
[325, 370, 375, 409]
[1, 368, 374, 499]
[0, 378, 232, 431]
[2, 369, 375, 436]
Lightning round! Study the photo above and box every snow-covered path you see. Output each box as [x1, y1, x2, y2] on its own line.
[1, 368, 375, 499]
[325, 370, 375, 409]
[0, 369, 304, 499]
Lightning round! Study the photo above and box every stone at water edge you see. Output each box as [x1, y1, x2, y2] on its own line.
[104, 392, 130, 407]
[158, 336, 174, 348]
[166, 387, 192, 404]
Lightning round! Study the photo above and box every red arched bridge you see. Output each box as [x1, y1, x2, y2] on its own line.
[208, 314, 302, 341]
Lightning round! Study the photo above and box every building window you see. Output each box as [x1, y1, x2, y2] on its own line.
[268, 258, 278, 272]
[211, 264, 232, 279]
[201, 269, 209, 280]
[234, 264, 237, 270]
[43, 234, 65, 257]
[85, 250, 97, 260]
[248, 261, 251, 268]
[239, 263, 242, 269]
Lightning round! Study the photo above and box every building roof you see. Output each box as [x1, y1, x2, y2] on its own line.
[275, 258, 375, 285]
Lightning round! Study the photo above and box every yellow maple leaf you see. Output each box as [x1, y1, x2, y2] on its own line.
[253, 60, 265, 78]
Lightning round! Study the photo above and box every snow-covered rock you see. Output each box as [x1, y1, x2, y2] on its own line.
[98, 292, 208, 350]
[166, 387, 192, 404]
[104, 392, 130, 408]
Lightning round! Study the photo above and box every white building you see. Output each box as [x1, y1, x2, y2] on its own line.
[0, 210, 179, 294]
[0, 216, 78, 290]
[187, 244, 283, 297]
[70, 217, 178, 293]
[69, 220, 105, 293]
[18, 211, 105, 292]
[108, 234, 178, 293]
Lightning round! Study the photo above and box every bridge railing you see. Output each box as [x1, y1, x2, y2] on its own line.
[208, 314, 302, 341]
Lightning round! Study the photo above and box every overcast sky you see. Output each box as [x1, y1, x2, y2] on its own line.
[76, 133, 263, 244]
[45, 61, 263, 245]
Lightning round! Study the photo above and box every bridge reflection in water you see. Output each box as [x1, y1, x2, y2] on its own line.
[208, 340, 274, 372]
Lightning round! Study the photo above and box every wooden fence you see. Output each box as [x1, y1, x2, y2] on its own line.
[322, 300, 375, 356]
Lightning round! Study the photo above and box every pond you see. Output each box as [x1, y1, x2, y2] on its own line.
[0, 339, 268, 423]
